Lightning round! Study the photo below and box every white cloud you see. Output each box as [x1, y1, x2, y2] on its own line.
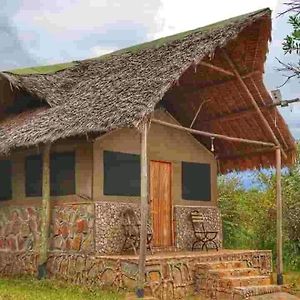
[90, 46, 116, 57]
[14, 0, 161, 39]
[153, 0, 278, 38]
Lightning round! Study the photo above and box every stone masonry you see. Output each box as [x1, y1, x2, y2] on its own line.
[50, 204, 94, 252]
[175, 205, 222, 250]
[0, 250, 272, 299]
[0, 207, 41, 252]
[95, 201, 140, 254]
[0, 204, 94, 253]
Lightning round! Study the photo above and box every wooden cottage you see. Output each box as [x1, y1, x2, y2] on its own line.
[0, 8, 296, 299]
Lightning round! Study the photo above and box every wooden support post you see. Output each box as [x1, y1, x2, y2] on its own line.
[276, 147, 283, 285]
[136, 120, 149, 298]
[38, 143, 51, 279]
[222, 50, 287, 160]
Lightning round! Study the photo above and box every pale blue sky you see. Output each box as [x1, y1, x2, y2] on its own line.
[0, 0, 299, 138]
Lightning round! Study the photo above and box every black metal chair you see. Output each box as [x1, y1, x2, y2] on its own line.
[121, 208, 153, 254]
[190, 210, 219, 251]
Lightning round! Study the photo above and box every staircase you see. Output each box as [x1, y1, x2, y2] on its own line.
[195, 260, 282, 299]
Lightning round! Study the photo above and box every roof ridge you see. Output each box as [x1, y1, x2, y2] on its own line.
[5, 7, 271, 76]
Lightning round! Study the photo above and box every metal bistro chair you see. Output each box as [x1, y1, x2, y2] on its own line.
[121, 208, 153, 255]
[190, 210, 219, 251]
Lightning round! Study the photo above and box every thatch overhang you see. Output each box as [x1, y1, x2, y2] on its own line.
[0, 8, 296, 173]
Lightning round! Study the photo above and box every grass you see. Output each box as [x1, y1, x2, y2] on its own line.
[0, 277, 123, 300]
[6, 8, 269, 76]
[283, 271, 300, 297]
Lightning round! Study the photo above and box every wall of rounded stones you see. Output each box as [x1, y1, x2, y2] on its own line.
[174, 206, 223, 250]
[95, 202, 223, 254]
[95, 202, 140, 254]
[0, 204, 95, 253]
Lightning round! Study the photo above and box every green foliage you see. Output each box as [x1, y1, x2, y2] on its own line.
[218, 146, 300, 271]
[283, 15, 300, 54]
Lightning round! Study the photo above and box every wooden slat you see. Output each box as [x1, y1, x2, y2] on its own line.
[150, 161, 172, 247]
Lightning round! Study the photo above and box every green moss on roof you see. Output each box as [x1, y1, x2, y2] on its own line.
[5, 8, 269, 76]
[100, 8, 269, 57]
[7, 61, 77, 75]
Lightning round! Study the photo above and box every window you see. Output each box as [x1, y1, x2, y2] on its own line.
[0, 160, 12, 201]
[50, 152, 75, 196]
[182, 162, 211, 201]
[103, 151, 140, 196]
[25, 155, 42, 197]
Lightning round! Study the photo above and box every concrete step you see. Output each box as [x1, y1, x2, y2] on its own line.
[208, 267, 260, 277]
[197, 260, 249, 271]
[233, 285, 282, 299]
[220, 275, 271, 289]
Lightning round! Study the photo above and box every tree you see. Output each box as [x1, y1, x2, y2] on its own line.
[278, 0, 300, 85]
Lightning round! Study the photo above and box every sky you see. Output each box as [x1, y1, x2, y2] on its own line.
[0, 0, 299, 138]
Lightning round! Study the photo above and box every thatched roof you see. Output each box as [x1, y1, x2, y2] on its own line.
[0, 8, 296, 173]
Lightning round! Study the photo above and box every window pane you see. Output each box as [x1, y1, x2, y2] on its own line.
[103, 151, 140, 196]
[0, 160, 12, 201]
[50, 152, 75, 196]
[25, 155, 42, 197]
[182, 162, 211, 201]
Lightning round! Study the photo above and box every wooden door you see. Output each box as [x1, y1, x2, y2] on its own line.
[150, 161, 172, 247]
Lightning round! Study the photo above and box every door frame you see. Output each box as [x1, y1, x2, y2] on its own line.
[150, 159, 174, 247]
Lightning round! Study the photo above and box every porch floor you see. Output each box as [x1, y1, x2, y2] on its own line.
[98, 249, 271, 261]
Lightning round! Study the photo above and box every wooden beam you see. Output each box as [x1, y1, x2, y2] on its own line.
[198, 61, 235, 77]
[38, 143, 51, 279]
[276, 147, 283, 285]
[198, 104, 276, 126]
[152, 119, 275, 147]
[217, 146, 277, 160]
[175, 70, 261, 96]
[136, 120, 149, 298]
[222, 50, 287, 160]
[250, 77, 289, 150]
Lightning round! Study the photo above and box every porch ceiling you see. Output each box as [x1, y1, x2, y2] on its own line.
[162, 17, 295, 173]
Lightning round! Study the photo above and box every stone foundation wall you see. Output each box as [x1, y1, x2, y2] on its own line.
[174, 205, 222, 250]
[0, 204, 95, 253]
[0, 250, 272, 299]
[95, 202, 140, 254]
[0, 252, 38, 276]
